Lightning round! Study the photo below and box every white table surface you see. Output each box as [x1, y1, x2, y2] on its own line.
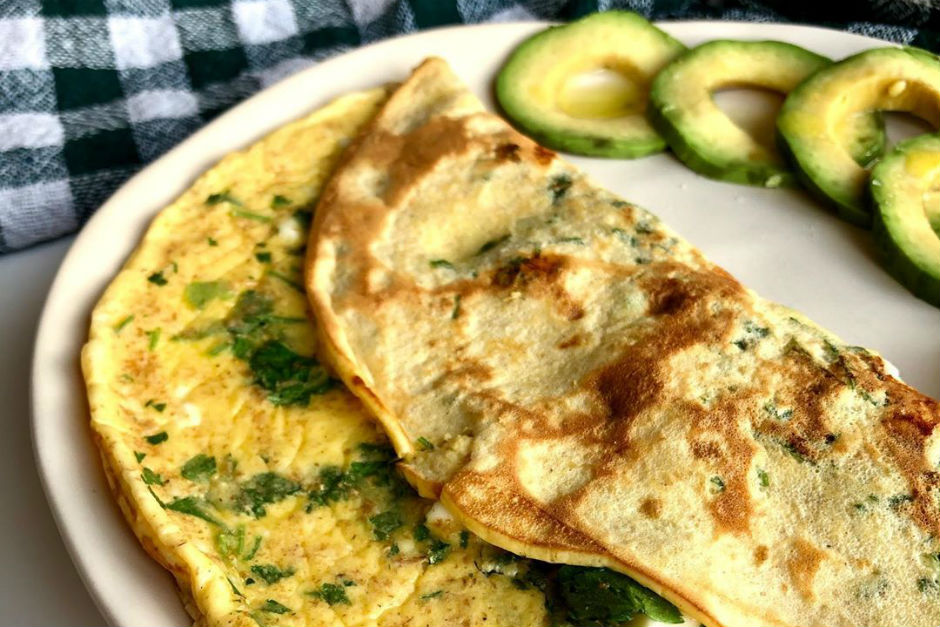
[1, 237, 106, 626]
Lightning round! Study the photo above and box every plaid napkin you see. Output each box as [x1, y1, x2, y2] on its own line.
[1, 0, 937, 254]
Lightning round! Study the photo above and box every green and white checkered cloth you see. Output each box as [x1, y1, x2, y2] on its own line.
[1, 0, 937, 253]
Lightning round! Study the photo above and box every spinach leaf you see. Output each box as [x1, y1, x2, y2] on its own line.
[237, 472, 301, 518]
[166, 496, 222, 526]
[259, 599, 291, 614]
[368, 510, 402, 540]
[181, 454, 217, 482]
[250, 564, 295, 585]
[248, 340, 332, 406]
[308, 583, 349, 605]
[556, 566, 682, 625]
[184, 281, 231, 310]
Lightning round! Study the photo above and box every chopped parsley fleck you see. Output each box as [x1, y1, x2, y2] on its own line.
[270, 195, 291, 208]
[184, 281, 231, 310]
[451, 294, 461, 320]
[259, 599, 291, 614]
[709, 476, 726, 493]
[555, 236, 585, 245]
[430, 259, 455, 270]
[206, 342, 229, 356]
[757, 468, 769, 488]
[477, 234, 510, 255]
[113, 314, 134, 333]
[416, 436, 434, 451]
[368, 510, 402, 540]
[308, 466, 351, 508]
[206, 192, 242, 206]
[215, 526, 245, 559]
[255, 252, 272, 263]
[181, 454, 217, 482]
[145, 431, 168, 445]
[248, 340, 333, 406]
[427, 539, 450, 565]
[734, 321, 770, 351]
[144, 399, 166, 412]
[134, 451, 146, 463]
[888, 494, 914, 509]
[782, 441, 812, 464]
[549, 174, 573, 203]
[459, 530, 469, 549]
[823, 339, 841, 360]
[420, 590, 444, 601]
[264, 269, 303, 293]
[147, 486, 165, 508]
[147, 271, 168, 286]
[388, 543, 400, 556]
[141, 467, 164, 486]
[166, 496, 222, 525]
[308, 583, 350, 605]
[611, 228, 635, 246]
[763, 401, 793, 421]
[237, 472, 301, 517]
[227, 578, 244, 598]
[918, 578, 939, 594]
[557, 566, 682, 625]
[244, 535, 263, 561]
[146, 328, 161, 350]
[414, 524, 430, 542]
[250, 564, 296, 585]
[207, 237, 218, 246]
[230, 208, 272, 223]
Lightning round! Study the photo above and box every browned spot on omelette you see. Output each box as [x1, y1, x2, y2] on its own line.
[754, 545, 769, 565]
[787, 539, 826, 599]
[639, 497, 662, 519]
[491, 254, 585, 321]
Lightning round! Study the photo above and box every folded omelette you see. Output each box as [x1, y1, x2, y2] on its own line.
[308, 58, 940, 627]
[83, 87, 606, 627]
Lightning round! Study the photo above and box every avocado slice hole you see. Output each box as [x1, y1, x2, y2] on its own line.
[882, 110, 936, 148]
[558, 67, 646, 120]
[712, 86, 785, 157]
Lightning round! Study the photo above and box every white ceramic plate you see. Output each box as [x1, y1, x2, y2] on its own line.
[32, 20, 940, 627]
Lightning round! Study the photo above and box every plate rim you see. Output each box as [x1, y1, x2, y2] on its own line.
[29, 19, 920, 627]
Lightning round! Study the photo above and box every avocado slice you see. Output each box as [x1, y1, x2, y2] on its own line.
[871, 133, 940, 307]
[649, 40, 886, 187]
[777, 46, 940, 227]
[496, 11, 685, 158]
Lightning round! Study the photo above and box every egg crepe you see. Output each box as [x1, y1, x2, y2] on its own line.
[82, 87, 575, 627]
[307, 58, 940, 627]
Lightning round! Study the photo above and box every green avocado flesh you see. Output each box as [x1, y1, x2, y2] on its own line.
[496, 11, 686, 158]
[871, 133, 940, 307]
[778, 46, 940, 227]
[648, 40, 885, 188]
